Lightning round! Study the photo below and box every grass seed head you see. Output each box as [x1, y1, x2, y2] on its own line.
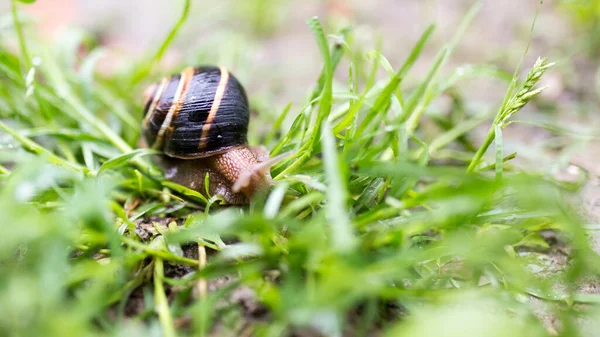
[499, 57, 556, 127]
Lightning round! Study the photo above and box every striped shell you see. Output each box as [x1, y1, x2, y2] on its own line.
[142, 66, 249, 159]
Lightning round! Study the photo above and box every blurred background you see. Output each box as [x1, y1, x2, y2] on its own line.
[3, 0, 597, 108]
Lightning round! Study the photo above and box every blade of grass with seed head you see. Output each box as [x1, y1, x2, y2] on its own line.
[468, 57, 555, 172]
[468, 1, 550, 172]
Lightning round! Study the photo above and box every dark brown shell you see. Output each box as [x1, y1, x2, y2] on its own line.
[142, 66, 249, 159]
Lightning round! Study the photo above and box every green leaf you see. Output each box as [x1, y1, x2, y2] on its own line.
[132, 0, 191, 84]
[515, 232, 550, 250]
[357, 24, 435, 136]
[277, 192, 324, 219]
[16, 0, 36, 3]
[404, 4, 481, 133]
[494, 124, 503, 180]
[264, 102, 292, 145]
[322, 120, 356, 253]
[161, 181, 208, 204]
[98, 149, 159, 173]
[264, 182, 289, 219]
[307, 17, 333, 152]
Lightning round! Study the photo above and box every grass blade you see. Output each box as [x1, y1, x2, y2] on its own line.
[404, 2, 481, 132]
[154, 258, 178, 337]
[11, 0, 31, 68]
[265, 102, 292, 145]
[99, 148, 159, 174]
[306, 17, 334, 153]
[0, 120, 90, 175]
[355, 24, 435, 136]
[322, 120, 356, 253]
[132, 0, 191, 84]
[494, 124, 503, 179]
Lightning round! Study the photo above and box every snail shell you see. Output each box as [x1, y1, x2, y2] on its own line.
[142, 66, 249, 159]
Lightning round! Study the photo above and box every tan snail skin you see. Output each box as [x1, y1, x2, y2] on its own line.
[141, 66, 273, 204]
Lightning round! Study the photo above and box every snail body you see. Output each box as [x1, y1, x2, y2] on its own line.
[142, 66, 271, 204]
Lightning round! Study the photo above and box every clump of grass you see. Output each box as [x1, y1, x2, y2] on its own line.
[1, 1, 599, 337]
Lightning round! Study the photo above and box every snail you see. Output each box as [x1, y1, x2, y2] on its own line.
[142, 66, 280, 204]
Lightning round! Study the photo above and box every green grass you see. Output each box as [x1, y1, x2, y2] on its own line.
[1, 1, 600, 337]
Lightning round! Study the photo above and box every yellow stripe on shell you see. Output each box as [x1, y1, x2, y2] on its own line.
[142, 76, 170, 127]
[198, 66, 230, 150]
[153, 67, 195, 149]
